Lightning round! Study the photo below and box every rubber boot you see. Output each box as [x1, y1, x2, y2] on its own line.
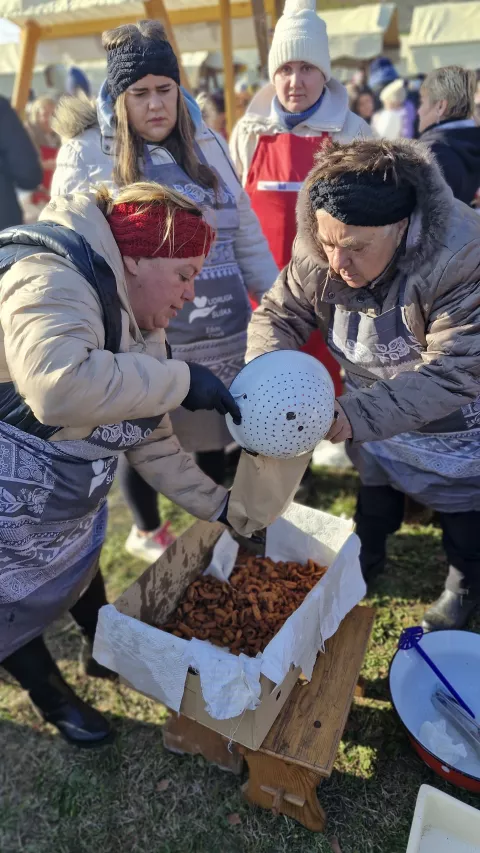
[422, 590, 480, 632]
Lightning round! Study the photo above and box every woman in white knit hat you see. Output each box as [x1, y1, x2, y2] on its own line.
[230, 0, 371, 392]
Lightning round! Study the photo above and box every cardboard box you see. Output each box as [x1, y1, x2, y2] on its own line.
[94, 504, 365, 750]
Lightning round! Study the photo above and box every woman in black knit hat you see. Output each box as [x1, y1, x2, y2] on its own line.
[247, 137, 480, 633]
[52, 20, 278, 564]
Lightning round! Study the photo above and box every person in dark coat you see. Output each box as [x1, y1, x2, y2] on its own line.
[418, 66, 480, 206]
[0, 96, 42, 229]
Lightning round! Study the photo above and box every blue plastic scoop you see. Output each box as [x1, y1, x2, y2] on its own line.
[398, 626, 475, 719]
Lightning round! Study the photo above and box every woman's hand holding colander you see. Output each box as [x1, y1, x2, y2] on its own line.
[325, 401, 352, 444]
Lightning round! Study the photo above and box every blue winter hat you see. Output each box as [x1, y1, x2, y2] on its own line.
[66, 67, 91, 97]
[368, 56, 398, 93]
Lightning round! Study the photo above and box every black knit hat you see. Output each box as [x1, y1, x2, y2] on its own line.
[106, 37, 180, 102]
[309, 170, 416, 227]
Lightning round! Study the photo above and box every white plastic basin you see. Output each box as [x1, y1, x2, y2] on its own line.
[406, 784, 480, 852]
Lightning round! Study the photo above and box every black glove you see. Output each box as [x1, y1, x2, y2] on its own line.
[182, 363, 241, 424]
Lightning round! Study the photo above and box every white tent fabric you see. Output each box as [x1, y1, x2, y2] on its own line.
[402, 2, 480, 74]
[0, 17, 109, 96]
[0, 18, 105, 70]
[1, 0, 398, 58]
[322, 4, 398, 63]
[0, 1, 399, 95]
[0, 0, 247, 27]
[0, 1, 264, 62]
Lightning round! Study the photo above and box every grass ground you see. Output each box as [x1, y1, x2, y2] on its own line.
[1, 467, 479, 853]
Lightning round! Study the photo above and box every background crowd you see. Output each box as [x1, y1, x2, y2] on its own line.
[1, 31, 479, 233]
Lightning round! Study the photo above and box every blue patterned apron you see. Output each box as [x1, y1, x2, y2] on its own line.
[142, 141, 250, 452]
[328, 277, 480, 512]
[0, 413, 161, 659]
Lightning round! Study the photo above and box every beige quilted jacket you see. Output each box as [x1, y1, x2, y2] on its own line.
[0, 194, 227, 519]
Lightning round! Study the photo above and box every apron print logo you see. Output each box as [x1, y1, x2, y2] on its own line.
[189, 296, 216, 324]
[89, 459, 111, 497]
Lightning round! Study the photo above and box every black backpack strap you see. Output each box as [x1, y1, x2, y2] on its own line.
[0, 221, 123, 438]
[0, 221, 122, 353]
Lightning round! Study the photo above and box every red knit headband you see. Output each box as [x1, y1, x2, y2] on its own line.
[108, 202, 216, 259]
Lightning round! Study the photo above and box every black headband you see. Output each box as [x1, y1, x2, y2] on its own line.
[106, 40, 180, 103]
[309, 171, 416, 226]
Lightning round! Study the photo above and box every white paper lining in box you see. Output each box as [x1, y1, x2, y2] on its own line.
[94, 503, 365, 720]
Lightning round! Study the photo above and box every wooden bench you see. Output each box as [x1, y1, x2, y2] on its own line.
[163, 604, 375, 832]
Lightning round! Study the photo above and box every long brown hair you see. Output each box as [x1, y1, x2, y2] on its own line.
[102, 20, 217, 192]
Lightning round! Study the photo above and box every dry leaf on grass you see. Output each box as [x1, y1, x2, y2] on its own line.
[156, 779, 171, 793]
[227, 813, 242, 826]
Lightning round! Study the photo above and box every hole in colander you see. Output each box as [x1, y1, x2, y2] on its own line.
[298, 426, 304, 432]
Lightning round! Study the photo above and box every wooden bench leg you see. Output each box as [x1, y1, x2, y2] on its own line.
[241, 749, 326, 832]
[162, 714, 244, 775]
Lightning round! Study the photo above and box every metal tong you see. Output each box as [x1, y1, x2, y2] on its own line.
[432, 686, 480, 759]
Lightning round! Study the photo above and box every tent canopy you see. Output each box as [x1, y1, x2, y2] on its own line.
[322, 3, 399, 65]
[1, 1, 399, 57]
[0, 0, 267, 35]
[402, 1, 480, 74]
[0, 0, 282, 129]
[0, 0, 269, 54]
[0, 18, 106, 73]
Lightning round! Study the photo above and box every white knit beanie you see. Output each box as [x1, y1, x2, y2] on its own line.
[268, 0, 331, 83]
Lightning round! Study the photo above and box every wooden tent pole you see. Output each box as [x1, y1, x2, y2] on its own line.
[12, 20, 40, 116]
[144, 0, 191, 90]
[271, 0, 283, 28]
[251, 0, 269, 78]
[219, 0, 235, 136]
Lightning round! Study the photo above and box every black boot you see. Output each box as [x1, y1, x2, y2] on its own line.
[355, 485, 405, 586]
[69, 569, 116, 680]
[360, 549, 387, 585]
[3, 636, 114, 748]
[32, 671, 114, 748]
[80, 634, 117, 681]
[422, 590, 480, 632]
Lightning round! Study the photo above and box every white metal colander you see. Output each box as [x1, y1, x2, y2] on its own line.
[226, 350, 335, 458]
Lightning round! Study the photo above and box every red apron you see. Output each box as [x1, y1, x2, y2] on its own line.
[32, 145, 58, 206]
[245, 132, 343, 396]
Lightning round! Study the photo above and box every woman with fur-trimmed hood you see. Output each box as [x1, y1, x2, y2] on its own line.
[51, 20, 277, 565]
[247, 138, 480, 633]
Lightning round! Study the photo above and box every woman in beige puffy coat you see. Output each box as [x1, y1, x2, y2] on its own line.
[0, 182, 240, 747]
[51, 20, 278, 564]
